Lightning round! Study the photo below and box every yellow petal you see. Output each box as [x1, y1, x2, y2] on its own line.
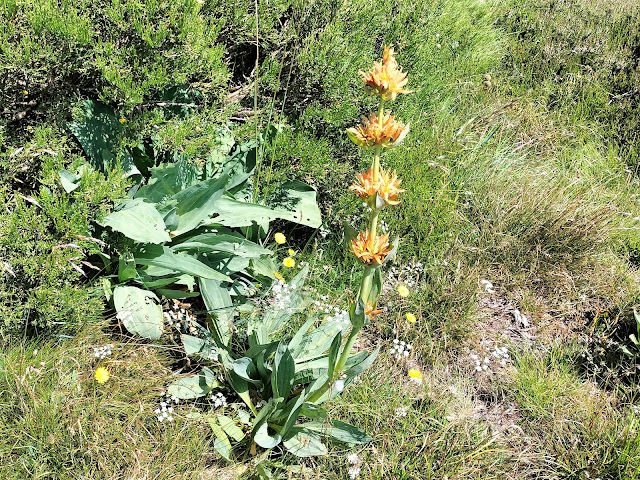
[283, 257, 295, 268]
[95, 367, 110, 384]
[405, 312, 416, 323]
[397, 285, 410, 297]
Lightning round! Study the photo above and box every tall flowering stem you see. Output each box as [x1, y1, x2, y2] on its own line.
[316, 46, 411, 399]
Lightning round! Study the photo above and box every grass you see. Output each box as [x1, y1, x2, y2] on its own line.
[2, 0, 640, 478]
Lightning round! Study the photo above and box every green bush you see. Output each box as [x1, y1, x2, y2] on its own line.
[0, 126, 128, 340]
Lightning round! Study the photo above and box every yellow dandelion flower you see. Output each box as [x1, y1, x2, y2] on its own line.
[405, 312, 416, 323]
[94, 367, 110, 384]
[346, 111, 409, 150]
[397, 284, 410, 297]
[22, 90, 28, 95]
[360, 46, 412, 101]
[273, 271, 285, 282]
[283, 257, 296, 268]
[274, 232, 286, 244]
[408, 368, 423, 384]
[119, 117, 126, 124]
[350, 230, 391, 265]
[288, 248, 296, 256]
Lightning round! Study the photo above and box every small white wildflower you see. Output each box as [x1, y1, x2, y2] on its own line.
[480, 279, 495, 294]
[348, 466, 361, 479]
[389, 339, 412, 361]
[211, 392, 227, 408]
[394, 406, 408, 417]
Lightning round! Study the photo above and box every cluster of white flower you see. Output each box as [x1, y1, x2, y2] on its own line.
[163, 301, 197, 333]
[93, 344, 113, 359]
[394, 406, 408, 417]
[160, 390, 180, 404]
[271, 281, 298, 312]
[470, 345, 510, 373]
[386, 261, 424, 291]
[319, 225, 330, 239]
[155, 401, 174, 422]
[347, 453, 362, 479]
[389, 338, 412, 360]
[210, 392, 227, 408]
[312, 296, 350, 330]
[471, 353, 490, 372]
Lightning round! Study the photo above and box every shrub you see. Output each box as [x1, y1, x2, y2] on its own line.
[0, 126, 128, 340]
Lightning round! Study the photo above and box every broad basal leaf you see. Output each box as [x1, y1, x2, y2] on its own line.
[162, 174, 228, 236]
[199, 278, 234, 346]
[134, 245, 231, 282]
[113, 285, 163, 339]
[209, 181, 321, 229]
[103, 198, 170, 244]
[282, 427, 327, 457]
[69, 100, 138, 176]
[167, 367, 219, 399]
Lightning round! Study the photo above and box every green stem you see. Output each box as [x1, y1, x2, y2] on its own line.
[334, 324, 362, 374]
[357, 264, 376, 302]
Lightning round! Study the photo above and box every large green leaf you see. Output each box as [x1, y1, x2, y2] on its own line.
[134, 245, 231, 282]
[69, 100, 138, 176]
[231, 357, 261, 385]
[301, 420, 372, 445]
[167, 367, 219, 399]
[290, 321, 345, 363]
[199, 278, 234, 346]
[271, 341, 295, 400]
[103, 199, 171, 244]
[254, 422, 282, 449]
[134, 162, 191, 204]
[181, 334, 218, 360]
[217, 414, 245, 442]
[173, 233, 270, 258]
[207, 417, 232, 461]
[162, 174, 229, 235]
[113, 286, 163, 339]
[209, 181, 321, 229]
[282, 427, 327, 457]
[327, 333, 342, 381]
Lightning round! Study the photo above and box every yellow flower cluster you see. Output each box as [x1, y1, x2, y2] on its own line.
[344, 44, 414, 325]
[350, 230, 392, 265]
[360, 46, 411, 101]
[346, 111, 409, 150]
[349, 167, 404, 206]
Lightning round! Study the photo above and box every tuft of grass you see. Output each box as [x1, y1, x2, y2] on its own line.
[513, 350, 640, 479]
[0, 324, 223, 480]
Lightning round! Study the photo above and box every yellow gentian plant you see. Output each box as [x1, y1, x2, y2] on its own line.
[309, 45, 411, 401]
